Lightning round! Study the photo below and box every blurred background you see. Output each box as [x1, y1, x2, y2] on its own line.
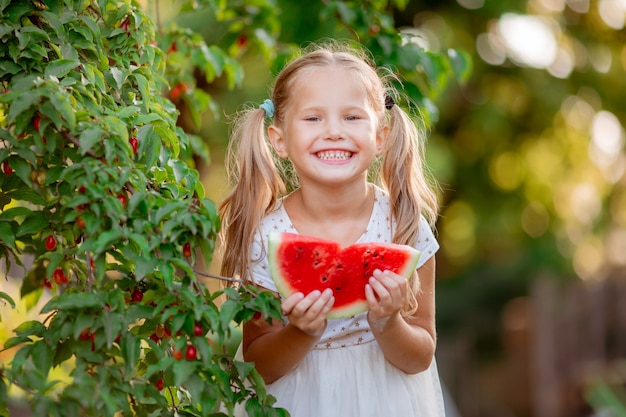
[169, 0, 626, 416]
[2, 0, 625, 415]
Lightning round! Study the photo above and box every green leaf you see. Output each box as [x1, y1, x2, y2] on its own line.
[0, 206, 32, 221]
[13, 320, 46, 337]
[16, 211, 48, 237]
[41, 292, 101, 314]
[2, 335, 31, 350]
[0, 291, 16, 309]
[447, 48, 472, 82]
[31, 340, 53, 376]
[6, 92, 39, 124]
[44, 59, 79, 79]
[0, 222, 15, 249]
[79, 126, 104, 154]
[49, 91, 76, 131]
[7, 188, 46, 205]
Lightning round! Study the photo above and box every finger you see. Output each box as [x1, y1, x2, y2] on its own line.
[281, 292, 305, 315]
[294, 289, 332, 318]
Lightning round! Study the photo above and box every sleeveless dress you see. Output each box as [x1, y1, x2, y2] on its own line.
[242, 186, 446, 417]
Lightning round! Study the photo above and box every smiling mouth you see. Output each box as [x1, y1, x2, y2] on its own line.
[316, 150, 353, 161]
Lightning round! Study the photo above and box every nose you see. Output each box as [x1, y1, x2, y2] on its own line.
[324, 117, 343, 141]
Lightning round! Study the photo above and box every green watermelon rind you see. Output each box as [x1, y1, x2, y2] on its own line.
[267, 232, 421, 319]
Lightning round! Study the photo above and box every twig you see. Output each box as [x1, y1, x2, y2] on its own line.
[193, 269, 244, 285]
[61, 130, 98, 158]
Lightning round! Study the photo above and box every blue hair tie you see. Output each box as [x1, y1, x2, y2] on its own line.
[260, 99, 274, 118]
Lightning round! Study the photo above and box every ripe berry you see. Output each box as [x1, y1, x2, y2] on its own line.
[129, 137, 138, 154]
[2, 160, 12, 175]
[236, 34, 248, 48]
[183, 242, 192, 257]
[53, 268, 68, 284]
[117, 194, 127, 207]
[185, 344, 197, 360]
[76, 217, 86, 228]
[156, 378, 164, 391]
[172, 348, 183, 360]
[193, 322, 203, 337]
[33, 114, 41, 132]
[170, 83, 187, 101]
[131, 288, 143, 303]
[45, 235, 57, 251]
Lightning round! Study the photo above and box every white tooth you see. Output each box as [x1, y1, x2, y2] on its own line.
[318, 151, 351, 160]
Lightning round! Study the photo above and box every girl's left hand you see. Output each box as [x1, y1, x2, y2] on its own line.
[365, 269, 408, 332]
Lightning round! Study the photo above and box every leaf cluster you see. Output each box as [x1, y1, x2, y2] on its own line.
[0, 0, 284, 415]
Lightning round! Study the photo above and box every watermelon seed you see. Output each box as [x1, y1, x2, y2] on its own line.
[322, 276, 328, 282]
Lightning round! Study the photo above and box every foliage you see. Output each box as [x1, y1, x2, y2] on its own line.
[0, 0, 468, 416]
[0, 0, 284, 415]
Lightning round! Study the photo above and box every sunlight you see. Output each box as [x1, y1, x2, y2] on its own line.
[590, 110, 625, 169]
[497, 13, 558, 68]
[598, 0, 626, 29]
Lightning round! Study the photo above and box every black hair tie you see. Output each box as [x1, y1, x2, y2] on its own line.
[384, 94, 395, 110]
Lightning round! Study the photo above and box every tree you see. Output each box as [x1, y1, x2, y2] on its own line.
[0, 0, 469, 416]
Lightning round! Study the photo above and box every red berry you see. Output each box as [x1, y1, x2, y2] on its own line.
[183, 242, 192, 257]
[156, 378, 164, 391]
[172, 348, 183, 360]
[170, 83, 187, 101]
[167, 42, 177, 54]
[117, 194, 127, 207]
[42, 277, 52, 289]
[252, 311, 262, 321]
[129, 137, 138, 154]
[2, 160, 12, 175]
[45, 235, 57, 251]
[53, 268, 68, 284]
[33, 114, 41, 132]
[120, 19, 130, 34]
[193, 322, 203, 336]
[237, 34, 248, 47]
[76, 217, 86, 228]
[131, 288, 143, 302]
[79, 328, 92, 340]
[185, 344, 197, 360]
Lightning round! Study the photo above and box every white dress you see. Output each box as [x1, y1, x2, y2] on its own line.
[244, 186, 446, 417]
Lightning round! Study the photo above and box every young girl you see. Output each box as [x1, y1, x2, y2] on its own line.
[219, 41, 446, 416]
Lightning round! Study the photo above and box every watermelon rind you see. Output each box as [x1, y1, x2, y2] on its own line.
[267, 232, 421, 319]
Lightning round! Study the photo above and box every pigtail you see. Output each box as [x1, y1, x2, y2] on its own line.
[381, 103, 439, 315]
[218, 107, 286, 282]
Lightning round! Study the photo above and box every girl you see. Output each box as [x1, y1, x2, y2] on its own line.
[219, 41, 446, 416]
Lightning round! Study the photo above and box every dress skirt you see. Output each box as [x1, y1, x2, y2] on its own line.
[236, 340, 446, 417]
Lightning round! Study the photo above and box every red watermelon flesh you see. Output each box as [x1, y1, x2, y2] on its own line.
[267, 232, 421, 319]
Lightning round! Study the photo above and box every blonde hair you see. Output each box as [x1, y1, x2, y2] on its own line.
[218, 41, 439, 315]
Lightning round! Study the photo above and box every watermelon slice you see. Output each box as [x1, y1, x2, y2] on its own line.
[267, 232, 421, 319]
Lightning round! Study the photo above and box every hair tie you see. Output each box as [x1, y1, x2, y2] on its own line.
[260, 99, 275, 118]
[384, 94, 395, 110]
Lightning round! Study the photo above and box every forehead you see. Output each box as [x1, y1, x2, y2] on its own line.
[290, 66, 369, 104]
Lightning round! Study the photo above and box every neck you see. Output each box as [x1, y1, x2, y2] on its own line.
[284, 181, 375, 245]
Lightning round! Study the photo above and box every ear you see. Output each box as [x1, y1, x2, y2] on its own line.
[268, 125, 288, 158]
[375, 124, 389, 155]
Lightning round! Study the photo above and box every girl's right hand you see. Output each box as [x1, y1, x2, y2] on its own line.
[281, 288, 334, 337]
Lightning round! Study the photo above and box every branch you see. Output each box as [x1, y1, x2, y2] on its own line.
[193, 269, 244, 285]
[61, 130, 98, 158]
